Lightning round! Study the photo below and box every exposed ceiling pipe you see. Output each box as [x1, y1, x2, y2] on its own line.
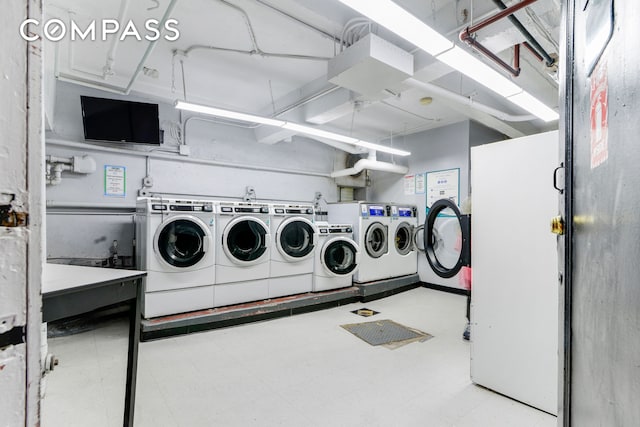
[405, 78, 537, 122]
[459, 0, 542, 76]
[57, 0, 179, 95]
[183, 45, 331, 61]
[292, 135, 364, 155]
[331, 150, 408, 178]
[490, 0, 556, 67]
[103, 0, 132, 78]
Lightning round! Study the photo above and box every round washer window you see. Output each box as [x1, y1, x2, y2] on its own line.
[324, 240, 357, 275]
[395, 223, 412, 255]
[365, 222, 387, 258]
[226, 219, 268, 262]
[157, 219, 206, 268]
[280, 221, 315, 258]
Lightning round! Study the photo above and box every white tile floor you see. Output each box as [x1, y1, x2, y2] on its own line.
[42, 287, 557, 427]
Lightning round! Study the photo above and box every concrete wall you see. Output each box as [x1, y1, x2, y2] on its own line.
[369, 121, 504, 289]
[46, 81, 342, 261]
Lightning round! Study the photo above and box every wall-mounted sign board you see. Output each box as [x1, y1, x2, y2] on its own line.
[426, 168, 460, 208]
[104, 165, 126, 197]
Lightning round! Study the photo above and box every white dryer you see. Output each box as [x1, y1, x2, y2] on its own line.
[388, 204, 419, 278]
[135, 197, 215, 318]
[312, 222, 360, 292]
[214, 201, 271, 307]
[327, 202, 393, 283]
[269, 203, 318, 298]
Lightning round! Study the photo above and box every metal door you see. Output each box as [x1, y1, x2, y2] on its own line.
[562, 0, 640, 425]
[423, 199, 470, 278]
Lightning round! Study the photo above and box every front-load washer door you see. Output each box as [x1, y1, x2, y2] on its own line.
[394, 222, 415, 256]
[223, 216, 270, 265]
[423, 199, 471, 278]
[364, 222, 388, 258]
[276, 217, 317, 262]
[154, 215, 211, 269]
[321, 237, 360, 277]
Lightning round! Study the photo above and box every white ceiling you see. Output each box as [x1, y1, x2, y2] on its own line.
[45, 0, 562, 147]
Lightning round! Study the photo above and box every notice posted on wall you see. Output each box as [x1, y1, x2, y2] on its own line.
[404, 174, 416, 195]
[104, 165, 126, 197]
[426, 168, 459, 207]
[415, 173, 426, 194]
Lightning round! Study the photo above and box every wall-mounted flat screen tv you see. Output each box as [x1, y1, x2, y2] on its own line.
[80, 96, 161, 144]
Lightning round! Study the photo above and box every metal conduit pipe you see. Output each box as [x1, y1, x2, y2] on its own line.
[405, 78, 537, 122]
[103, 0, 132, 77]
[183, 45, 332, 61]
[490, 0, 555, 67]
[46, 139, 332, 178]
[57, 0, 179, 95]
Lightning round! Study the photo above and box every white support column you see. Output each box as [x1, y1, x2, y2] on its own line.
[0, 1, 44, 426]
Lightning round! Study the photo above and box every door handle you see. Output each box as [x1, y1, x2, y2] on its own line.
[553, 163, 565, 194]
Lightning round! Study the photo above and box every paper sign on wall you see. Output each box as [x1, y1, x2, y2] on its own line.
[426, 168, 460, 207]
[104, 165, 126, 197]
[415, 173, 426, 194]
[590, 61, 608, 169]
[404, 174, 416, 195]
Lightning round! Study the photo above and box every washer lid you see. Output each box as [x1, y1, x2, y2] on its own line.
[365, 222, 388, 258]
[277, 217, 317, 261]
[223, 216, 270, 264]
[155, 215, 210, 268]
[322, 237, 359, 276]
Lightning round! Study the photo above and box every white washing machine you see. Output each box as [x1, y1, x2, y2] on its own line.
[269, 203, 318, 298]
[135, 197, 215, 318]
[327, 202, 393, 283]
[312, 222, 360, 291]
[214, 201, 271, 307]
[388, 204, 419, 278]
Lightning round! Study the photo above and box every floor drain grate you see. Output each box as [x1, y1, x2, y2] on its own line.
[340, 319, 433, 348]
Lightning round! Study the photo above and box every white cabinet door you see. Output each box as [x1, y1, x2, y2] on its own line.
[470, 130, 559, 415]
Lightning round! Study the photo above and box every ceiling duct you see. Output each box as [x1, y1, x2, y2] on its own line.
[327, 33, 413, 98]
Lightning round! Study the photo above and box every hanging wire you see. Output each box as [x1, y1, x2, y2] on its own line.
[180, 58, 187, 101]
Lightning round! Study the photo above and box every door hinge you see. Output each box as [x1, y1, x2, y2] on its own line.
[0, 327, 26, 349]
[0, 205, 28, 227]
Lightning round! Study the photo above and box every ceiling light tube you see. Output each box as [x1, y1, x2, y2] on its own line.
[338, 0, 454, 56]
[337, 0, 558, 122]
[506, 91, 559, 122]
[175, 100, 411, 156]
[435, 47, 522, 98]
[355, 140, 411, 156]
[282, 123, 359, 144]
[175, 100, 286, 127]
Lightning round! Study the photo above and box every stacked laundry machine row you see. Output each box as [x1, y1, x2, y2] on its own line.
[135, 197, 363, 318]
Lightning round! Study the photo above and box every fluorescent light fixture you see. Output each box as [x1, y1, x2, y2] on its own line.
[507, 91, 559, 122]
[282, 123, 359, 144]
[175, 100, 286, 127]
[355, 140, 411, 156]
[436, 47, 522, 98]
[337, 0, 559, 122]
[175, 100, 411, 156]
[338, 0, 453, 56]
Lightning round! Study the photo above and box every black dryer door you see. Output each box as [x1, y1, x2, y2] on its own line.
[424, 198, 471, 278]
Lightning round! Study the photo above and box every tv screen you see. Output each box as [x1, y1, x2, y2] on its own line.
[80, 96, 161, 144]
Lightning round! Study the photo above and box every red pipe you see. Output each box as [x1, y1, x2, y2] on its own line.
[522, 41, 544, 62]
[459, 0, 537, 77]
[464, 0, 538, 35]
